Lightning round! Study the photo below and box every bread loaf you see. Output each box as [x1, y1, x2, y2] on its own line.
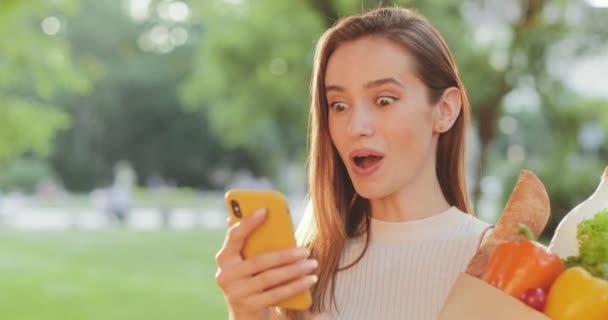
[466, 170, 551, 277]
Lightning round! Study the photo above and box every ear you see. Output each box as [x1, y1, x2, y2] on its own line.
[433, 87, 462, 134]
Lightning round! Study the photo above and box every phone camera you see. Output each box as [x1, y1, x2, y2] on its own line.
[231, 200, 242, 218]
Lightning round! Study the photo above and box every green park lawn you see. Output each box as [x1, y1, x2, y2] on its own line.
[0, 229, 228, 319]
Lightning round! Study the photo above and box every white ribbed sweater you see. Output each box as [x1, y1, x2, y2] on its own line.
[313, 206, 490, 320]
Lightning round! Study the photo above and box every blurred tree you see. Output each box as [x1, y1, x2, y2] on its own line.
[51, 0, 252, 190]
[183, 0, 326, 178]
[459, 0, 608, 232]
[0, 0, 88, 163]
[454, 0, 608, 211]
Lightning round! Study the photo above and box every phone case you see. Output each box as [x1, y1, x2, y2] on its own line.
[224, 189, 313, 310]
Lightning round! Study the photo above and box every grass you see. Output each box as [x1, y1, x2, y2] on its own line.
[0, 228, 228, 320]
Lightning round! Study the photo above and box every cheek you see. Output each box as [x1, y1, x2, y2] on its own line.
[328, 116, 338, 144]
[384, 110, 434, 157]
[387, 120, 418, 150]
[328, 116, 345, 153]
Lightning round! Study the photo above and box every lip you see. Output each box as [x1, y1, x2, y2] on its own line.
[348, 148, 385, 177]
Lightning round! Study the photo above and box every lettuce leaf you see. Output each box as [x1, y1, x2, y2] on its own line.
[564, 209, 608, 279]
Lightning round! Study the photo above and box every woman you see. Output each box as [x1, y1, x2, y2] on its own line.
[215, 7, 491, 320]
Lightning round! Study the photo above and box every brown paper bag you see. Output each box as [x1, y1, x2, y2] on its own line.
[438, 273, 550, 320]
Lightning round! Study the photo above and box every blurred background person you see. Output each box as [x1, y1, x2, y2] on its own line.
[109, 160, 136, 225]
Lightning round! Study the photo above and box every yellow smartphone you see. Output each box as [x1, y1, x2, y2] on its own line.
[224, 189, 312, 310]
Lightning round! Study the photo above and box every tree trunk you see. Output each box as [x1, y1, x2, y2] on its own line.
[471, 0, 545, 209]
[472, 99, 502, 210]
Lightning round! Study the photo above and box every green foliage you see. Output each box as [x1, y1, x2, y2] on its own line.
[0, 99, 69, 162]
[183, 0, 326, 174]
[0, 0, 88, 163]
[0, 158, 55, 193]
[47, 0, 252, 191]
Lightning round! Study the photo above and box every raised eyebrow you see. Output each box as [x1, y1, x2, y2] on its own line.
[364, 77, 404, 89]
[325, 85, 345, 93]
[325, 78, 403, 93]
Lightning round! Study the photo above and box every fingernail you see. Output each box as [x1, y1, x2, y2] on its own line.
[293, 248, 310, 258]
[253, 208, 267, 218]
[310, 259, 318, 268]
[300, 259, 318, 270]
[305, 275, 318, 285]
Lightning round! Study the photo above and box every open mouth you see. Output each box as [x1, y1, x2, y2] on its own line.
[353, 155, 384, 169]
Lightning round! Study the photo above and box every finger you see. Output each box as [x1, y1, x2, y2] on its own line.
[216, 248, 310, 290]
[218, 208, 267, 264]
[217, 246, 310, 287]
[232, 259, 318, 297]
[237, 247, 311, 278]
[245, 275, 318, 308]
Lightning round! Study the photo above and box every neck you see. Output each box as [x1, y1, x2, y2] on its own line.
[369, 158, 451, 222]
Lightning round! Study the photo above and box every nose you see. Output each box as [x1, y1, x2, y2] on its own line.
[347, 103, 375, 138]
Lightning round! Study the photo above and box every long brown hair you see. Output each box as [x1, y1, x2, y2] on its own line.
[284, 6, 472, 319]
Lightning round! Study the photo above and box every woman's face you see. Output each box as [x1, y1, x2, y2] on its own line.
[325, 36, 446, 200]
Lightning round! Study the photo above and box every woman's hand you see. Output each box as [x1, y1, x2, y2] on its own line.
[215, 208, 318, 320]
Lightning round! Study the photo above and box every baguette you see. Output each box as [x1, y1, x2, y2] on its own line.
[465, 170, 551, 277]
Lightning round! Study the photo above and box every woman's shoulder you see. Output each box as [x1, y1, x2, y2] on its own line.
[453, 207, 493, 230]
[452, 209, 496, 250]
[447, 207, 494, 246]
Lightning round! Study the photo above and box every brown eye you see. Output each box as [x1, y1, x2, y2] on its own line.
[376, 96, 396, 107]
[330, 102, 348, 112]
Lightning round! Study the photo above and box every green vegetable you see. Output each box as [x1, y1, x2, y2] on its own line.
[564, 209, 608, 280]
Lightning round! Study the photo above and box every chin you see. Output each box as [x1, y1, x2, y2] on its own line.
[352, 182, 389, 200]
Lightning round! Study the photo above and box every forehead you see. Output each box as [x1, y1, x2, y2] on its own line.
[325, 36, 418, 87]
